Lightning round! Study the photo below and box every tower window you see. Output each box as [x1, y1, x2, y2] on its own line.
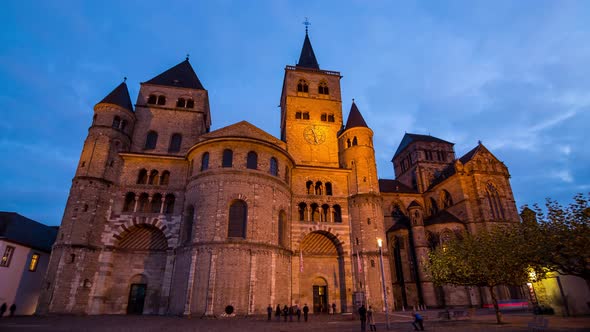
[157, 95, 166, 105]
[327, 114, 335, 122]
[325, 182, 333, 196]
[123, 192, 135, 212]
[168, 133, 182, 152]
[176, 98, 186, 108]
[247, 151, 258, 169]
[164, 194, 175, 214]
[147, 95, 157, 104]
[137, 169, 148, 184]
[321, 113, 327, 121]
[186, 99, 194, 108]
[347, 139, 351, 148]
[352, 137, 358, 146]
[228, 200, 247, 238]
[333, 205, 342, 223]
[222, 149, 233, 167]
[148, 170, 159, 185]
[160, 171, 170, 185]
[295, 112, 302, 119]
[201, 152, 210, 171]
[297, 79, 309, 93]
[145, 131, 158, 150]
[318, 81, 329, 95]
[112, 116, 121, 129]
[302, 112, 310, 120]
[120, 120, 127, 131]
[270, 157, 278, 176]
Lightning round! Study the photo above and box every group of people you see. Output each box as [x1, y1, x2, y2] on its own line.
[267, 303, 309, 322]
[358, 304, 424, 331]
[0, 303, 17, 317]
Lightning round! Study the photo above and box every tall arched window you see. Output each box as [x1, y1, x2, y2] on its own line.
[157, 95, 166, 105]
[160, 171, 170, 185]
[222, 149, 233, 167]
[429, 197, 438, 216]
[123, 192, 135, 212]
[318, 81, 329, 95]
[201, 152, 210, 171]
[137, 169, 148, 184]
[164, 194, 175, 214]
[315, 181, 323, 195]
[352, 137, 358, 146]
[325, 182, 333, 196]
[298, 203, 307, 221]
[310, 203, 319, 222]
[347, 139, 351, 148]
[333, 205, 342, 223]
[441, 190, 453, 209]
[183, 205, 194, 244]
[306, 181, 313, 194]
[297, 79, 309, 93]
[138, 193, 149, 212]
[228, 200, 247, 238]
[278, 210, 287, 247]
[486, 183, 505, 219]
[112, 116, 121, 128]
[151, 193, 163, 213]
[247, 151, 257, 169]
[168, 133, 182, 152]
[148, 170, 159, 185]
[270, 157, 278, 176]
[145, 131, 158, 150]
[321, 204, 330, 222]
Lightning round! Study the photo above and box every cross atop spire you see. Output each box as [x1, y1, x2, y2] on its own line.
[303, 17, 311, 34]
[296, 21, 320, 69]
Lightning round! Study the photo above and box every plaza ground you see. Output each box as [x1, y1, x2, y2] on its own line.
[0, 309, 588, 331]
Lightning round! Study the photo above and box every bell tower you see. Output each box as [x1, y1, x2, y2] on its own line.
[280, 31, 343, 167]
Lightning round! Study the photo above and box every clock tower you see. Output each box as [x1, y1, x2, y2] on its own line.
[280, 31, 343, 167]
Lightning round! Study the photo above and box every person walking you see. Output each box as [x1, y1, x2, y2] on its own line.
[9, 304, 16, 317]
[289, 305, 294, 322]
[0, 303, 6, 317]
[412, 311, 425, 331]
[275, 304, 281, 321]
[358, 304, 367, 332]
[282, 305, 288, 322]
[332, 302, 336, 315]
[267, 304, 272, 321]
[367, 306, 376, 331]
[303, 303, 309, 322]
[296, 305, 301, 322]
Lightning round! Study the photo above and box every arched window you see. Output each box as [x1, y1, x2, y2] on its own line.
[222, 149, 233, 167]
[228, 200, 247, 238]
[138, 193, 149, 212]
[247, 151, 257, 169]
[201, 152, 210, 171]
[486, 183, 505, 219]
[352, 137, 358, 146]
[145, 131, 158, 150]
[157, 95, 166, 105]
[347, 139, 351, 148]
[333, 205, 342, 223]
[160, 171, 170, 185]
[315, 181, 323, 195]
[298, 202, 307, 221]
[168, 133, 182, 152]
[310, 203, 319, 222]
[123, 192, 135, 212]
[429, 197, 438, 216]
[147, 94, 157, 104]
[120, 120, 127, 131]
[321, 113, 327, 121]
[186, 99, 194, 108]
[148, 170, 159, 185]
[327, 114, 335, 122]
[318, 81, 329, 95]
[306, 181, 313, 194]
[278, 211, 287, 247]
[325, 182, 333, 196]
[302, 112, 310, 120]
[112, 116, 121, 128]
[270, 157, 278, 176]
[183, 205, 194, 244]
[441, 190, 453, 209]
[164, 194, 175, 214]
[297, 79, 309, 93]
[321, 204, 329, 222]
[295, 112, 302, 119]
[151, 193, 163, 213]
[176, 98, 186, 108]
[137, 169, 148, 184]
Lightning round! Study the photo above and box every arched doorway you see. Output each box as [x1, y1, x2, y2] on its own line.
[298, 231, 348, 314]
[127, 274, 148, 315]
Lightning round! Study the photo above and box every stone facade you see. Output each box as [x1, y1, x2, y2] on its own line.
[37, 33, 522, 316]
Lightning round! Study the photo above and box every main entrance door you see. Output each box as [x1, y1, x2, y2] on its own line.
[127, 283, 147, 314]
[313, 285, 328, 313]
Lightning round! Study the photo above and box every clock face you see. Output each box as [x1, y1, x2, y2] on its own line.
[303, 125, 326, 145]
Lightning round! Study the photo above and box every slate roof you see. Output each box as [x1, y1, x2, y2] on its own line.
[393, 133, 454, 159]
[386, 218, 411, 232]
[144, 59, 204, 90]
[424, 210, 463, 226]
[0, 212, 58, 252]
[97, 81, 134, 112]
[344, 101, 368, 130]
[458, 142, 497, 164]
[378, 179, 417, 194]
[297, 33, 320, 69]
[428, 164, 457, 189]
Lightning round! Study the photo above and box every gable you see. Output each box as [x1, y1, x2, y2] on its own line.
[199, 121, 286, 148]
[459, 144, 500, 165]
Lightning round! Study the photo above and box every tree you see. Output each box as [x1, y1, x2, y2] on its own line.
[524, 193, 590, 284]
[426, 226, 544, 324]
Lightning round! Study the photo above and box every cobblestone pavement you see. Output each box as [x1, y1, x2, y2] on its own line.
[0, 310, 588, 332]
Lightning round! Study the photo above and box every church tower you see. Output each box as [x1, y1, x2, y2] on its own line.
[38, 81, 135, 314]
[280, 31, 342, 167]
[339, 101, 392, 310]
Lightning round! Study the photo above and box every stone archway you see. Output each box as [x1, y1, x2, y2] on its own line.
[297, 231, 348, 313]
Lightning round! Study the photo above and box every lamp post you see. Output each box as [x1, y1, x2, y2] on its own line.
[377, 238, 390, 330]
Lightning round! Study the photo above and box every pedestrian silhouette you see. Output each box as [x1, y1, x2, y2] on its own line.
[412, 311, 424, 331]
[303, 303, 309, 322]
[267, 304, 272, 321]
[359, 304, 367, 332]
[0, 303, 6, 317]
[9, 304, 16, 317]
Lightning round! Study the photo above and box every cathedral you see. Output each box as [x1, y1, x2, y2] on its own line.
[37, 31, 522, 316]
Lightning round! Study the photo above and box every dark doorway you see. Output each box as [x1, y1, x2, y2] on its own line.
[127, 283, 146, 314]
[313, 285, 328, 313]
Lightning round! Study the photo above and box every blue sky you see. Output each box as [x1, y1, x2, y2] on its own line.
[1, 1, 589, 226]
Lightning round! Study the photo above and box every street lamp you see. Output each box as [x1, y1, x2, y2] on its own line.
[377, 238, 390, 330]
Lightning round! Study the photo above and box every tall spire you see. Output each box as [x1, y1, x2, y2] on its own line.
[344, 100, 368, 130]
[297, 21, 320, 69]
[97, 80, 133, 112]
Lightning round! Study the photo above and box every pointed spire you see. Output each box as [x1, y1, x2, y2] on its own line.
[144, 59, 204, 89]
[344, 100, 368, 130]
[297, 32, 320, 69]
[97, 80, 133, 112]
